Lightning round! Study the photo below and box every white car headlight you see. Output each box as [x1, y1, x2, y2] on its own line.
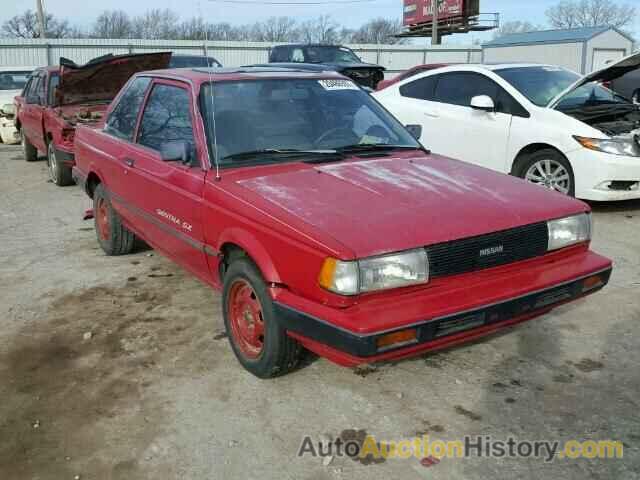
[574, 135, 640, 157]
[319, 248, 429, 295]
[547, 213, 591, 251]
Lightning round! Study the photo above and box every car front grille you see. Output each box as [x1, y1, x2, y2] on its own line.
[426, 222, 549, 279]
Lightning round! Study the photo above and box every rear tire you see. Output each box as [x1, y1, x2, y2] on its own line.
[515, 149, 575, 197]
[47, 142, 74, 186]
[222, 258, 301, 378]
[93, 184, 135, 256]
[21, 129, 37, 162]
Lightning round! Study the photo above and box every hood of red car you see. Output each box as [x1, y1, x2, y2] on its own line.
[57, 52, 171, 105]
[235, 154, 589, 258]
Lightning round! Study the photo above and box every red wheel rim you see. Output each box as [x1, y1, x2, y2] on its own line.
[228, 279, 265, 359]
[96, 197, 110, 241]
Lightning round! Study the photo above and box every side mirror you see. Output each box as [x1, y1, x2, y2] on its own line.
[470, 95, 495, 112]
[26, 94, 42, 105]
[160, 140, 192, 164]
[405, 124, 422, 141]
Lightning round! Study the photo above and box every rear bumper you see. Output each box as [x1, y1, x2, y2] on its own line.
[273, 249, 612, 367]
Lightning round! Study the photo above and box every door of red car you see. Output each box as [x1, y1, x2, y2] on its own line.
[121, 79, 209, 279]
[20, 72, 47, 152]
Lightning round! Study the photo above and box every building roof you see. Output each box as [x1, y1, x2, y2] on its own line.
[483, 26, 633, 48]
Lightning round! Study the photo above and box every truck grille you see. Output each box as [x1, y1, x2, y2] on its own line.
[426, 222, 549, 279]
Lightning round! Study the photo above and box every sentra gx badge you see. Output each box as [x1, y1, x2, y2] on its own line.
[156, 209, 193, 232]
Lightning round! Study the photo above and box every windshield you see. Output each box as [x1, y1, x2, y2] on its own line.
[201, 78, 419, 165]
[0, 71, 31, 91]
[495, 66, 581, 107]
[305, 47, 361, 64]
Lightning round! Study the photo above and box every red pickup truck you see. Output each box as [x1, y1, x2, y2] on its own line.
[73, 67, 612, 378]
[15, 52, 170, 186]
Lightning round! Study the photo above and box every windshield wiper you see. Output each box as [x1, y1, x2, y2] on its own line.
[337, 144, 421, 153]
[222, 149, 339, 162]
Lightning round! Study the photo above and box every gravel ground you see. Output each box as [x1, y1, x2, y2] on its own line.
[0, 144, 638, 480]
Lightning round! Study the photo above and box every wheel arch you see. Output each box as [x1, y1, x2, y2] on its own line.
[510, 143, 570, 175]
[85, 171, 103, 198]
[217, 229, 282, 286]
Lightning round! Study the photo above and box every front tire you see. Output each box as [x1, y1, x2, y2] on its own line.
[21, 129, 37, 162]
[222, 258, 301, 378]
[47, 142, 73, 186]
[93, 184, 135, 255]
[516, 149, 575, 197]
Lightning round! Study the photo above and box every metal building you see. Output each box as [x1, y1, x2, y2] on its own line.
[482, 26, 635, 73]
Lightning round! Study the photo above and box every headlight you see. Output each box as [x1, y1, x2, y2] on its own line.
[574, 135, 639, 157]
[319, 248, 429, 295]
[0, 103, 14, 116]
[547, 213, 591, 251]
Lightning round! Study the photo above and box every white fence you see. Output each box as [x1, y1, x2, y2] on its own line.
[0, 38, 482, 78]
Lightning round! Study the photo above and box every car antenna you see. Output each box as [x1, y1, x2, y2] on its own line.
[199, 0, 221, 181]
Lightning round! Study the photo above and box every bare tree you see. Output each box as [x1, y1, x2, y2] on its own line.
[93, 10, 132, 39]
[298, 15, 340, 44]
[2, 9, 72, 38]
[546, 0, 636, 30]
[131, 9, 179, 40]
[254, 17, 298, 42]
[350, 18, 407, 44]
[493, 21, 541, 38]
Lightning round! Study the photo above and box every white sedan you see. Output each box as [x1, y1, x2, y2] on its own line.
[373, 53, 640, 201]
[0, 66, 35, 144]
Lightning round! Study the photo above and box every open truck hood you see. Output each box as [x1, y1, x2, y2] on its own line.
[549, 51, 640, 108]
[57, 52, 171, 105]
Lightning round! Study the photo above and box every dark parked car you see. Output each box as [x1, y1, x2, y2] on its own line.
[267, 44, 385, 89]
[169, 54, 222, 68]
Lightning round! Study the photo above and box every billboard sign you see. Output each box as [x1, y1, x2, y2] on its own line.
[403, 0, 478, 26]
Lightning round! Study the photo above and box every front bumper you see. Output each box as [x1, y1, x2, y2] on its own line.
[568, 148, 640, 201]
[0, 118, 19, 144]
[272, 249, 612, 366]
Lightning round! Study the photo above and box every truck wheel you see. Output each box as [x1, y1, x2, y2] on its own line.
[223, 258, 301, 378]
[21, 129, 37, 162]
[47, 142, 74, 186]
[93, 184, 135, 256]
[516, 149, 575, 197]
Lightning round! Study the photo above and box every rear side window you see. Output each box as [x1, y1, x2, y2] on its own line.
[105, 77, 151, 141]
[137, 84, 194, 153]
[48, 74, 59, 105]
[399, 75, 438, 101]
[435, 72, 498, 107]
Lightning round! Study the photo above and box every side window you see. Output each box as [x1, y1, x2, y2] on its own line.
[105, 77, 151, 141]
[399, 75, 438, 101]
[137, 84, 194, 156]
[35, 74, 45, 100]
[434, 72, 498, 107]
[291, 48, 305, 62]
[495, 87, 529, 117]
[48, 74, 60, 105]
[22, 76, 33, 96]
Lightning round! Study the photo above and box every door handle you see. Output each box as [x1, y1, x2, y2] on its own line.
[124, 158, 135, 167]
[424, 111, 439, 118]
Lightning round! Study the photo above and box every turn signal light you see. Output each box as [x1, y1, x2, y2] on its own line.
[376, 329, 417, 350]
[582, 274, 605, 293]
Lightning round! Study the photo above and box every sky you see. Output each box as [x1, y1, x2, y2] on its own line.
[2, 0, 639, 44]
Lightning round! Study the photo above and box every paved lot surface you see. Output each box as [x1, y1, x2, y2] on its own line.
[0, 144, 639, 480]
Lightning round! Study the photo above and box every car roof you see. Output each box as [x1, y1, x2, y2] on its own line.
[139, 66, 346, 83]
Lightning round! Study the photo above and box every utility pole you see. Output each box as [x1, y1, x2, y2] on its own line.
[36, 0, 47, 39]
[431, 0, 439, 45]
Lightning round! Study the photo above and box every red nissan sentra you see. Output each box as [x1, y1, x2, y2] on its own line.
[73, 67, 612, 378]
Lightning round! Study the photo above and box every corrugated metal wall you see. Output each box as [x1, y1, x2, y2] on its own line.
[0, 38, 482, 78]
